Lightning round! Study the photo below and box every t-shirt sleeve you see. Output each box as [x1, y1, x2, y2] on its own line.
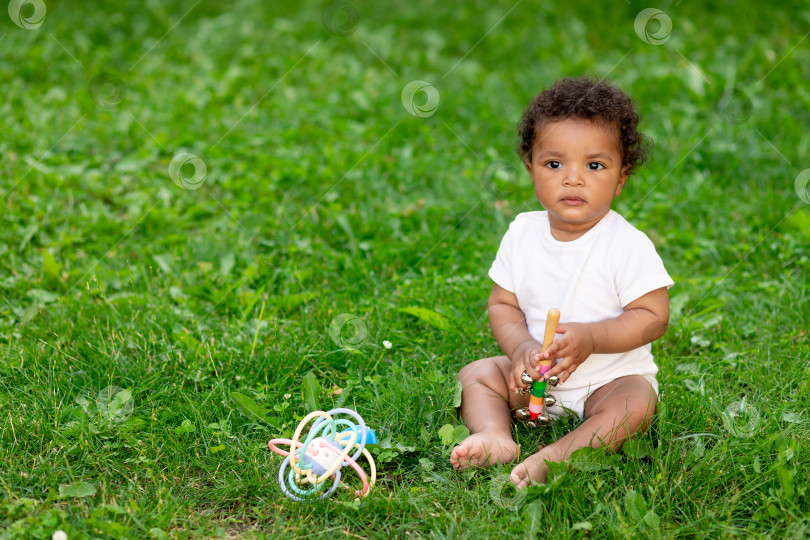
[614, 231, 674, 308]
[488, 221, 516, 292]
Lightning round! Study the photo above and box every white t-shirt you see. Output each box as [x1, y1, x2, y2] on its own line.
[488, 209, 674, 391]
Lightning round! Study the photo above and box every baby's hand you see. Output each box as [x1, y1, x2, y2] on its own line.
[509, 339, 544, 394]
[536, 322, 595, 385]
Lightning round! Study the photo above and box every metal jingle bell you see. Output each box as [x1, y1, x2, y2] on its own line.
[525, 420, 539, 429]
[537, 411, 551, 425]
[544, 395, 556, 407]
[520, 371, 534, 386]
[547, 375, 560, 386]
[514, 407, 531, 422]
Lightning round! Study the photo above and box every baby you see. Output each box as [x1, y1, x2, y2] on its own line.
[450, 77, 674, 488]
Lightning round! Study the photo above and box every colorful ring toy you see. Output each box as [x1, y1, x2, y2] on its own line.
[268, 408, 376, 501]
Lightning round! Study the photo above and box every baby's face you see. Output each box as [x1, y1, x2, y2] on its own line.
[524, 119, 628, 242]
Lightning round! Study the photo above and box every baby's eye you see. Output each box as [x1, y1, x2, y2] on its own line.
[587, 162, 605, 170]
[546, 160, 562, 169]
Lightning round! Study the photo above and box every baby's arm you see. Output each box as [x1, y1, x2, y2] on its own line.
[488, 283, 545, 393]
[538, 287, 670, 384]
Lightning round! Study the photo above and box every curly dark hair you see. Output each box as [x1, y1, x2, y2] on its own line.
[517, 77, 651, 175]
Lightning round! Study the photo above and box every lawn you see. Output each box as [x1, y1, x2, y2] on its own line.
[1, 0, 809, 538]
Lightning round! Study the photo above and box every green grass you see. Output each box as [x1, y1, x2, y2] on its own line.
[1, 0, 809, 537]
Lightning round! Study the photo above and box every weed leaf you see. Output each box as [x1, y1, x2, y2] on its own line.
[643, 509, 661, 528]
[569, 447, 618, 471]
[451, 425, 470, 444]
[622, 438, 652, 459]
[303, 372, 321, 411]
[59, 481, 96, 498]
[398, 307, 452, 331]
[437, 424, 455, 445]
[43, 248, 61, 282]
[230, 392, 270, 424]
[452, 379, 463, 408]
[624, 490, 647, 522]
[777, 466, 796, 502]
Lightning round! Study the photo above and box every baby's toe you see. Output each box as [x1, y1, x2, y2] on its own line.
[510, 451, 553, 488]
[451, 441, 470, 458]
[510, 466, 531, 490]
[449, 441, 471, 469]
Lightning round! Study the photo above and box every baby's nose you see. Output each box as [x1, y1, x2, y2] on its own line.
[562, 170, 585, 185]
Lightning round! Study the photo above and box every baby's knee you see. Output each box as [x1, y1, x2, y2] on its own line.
[633, 398, 657, 433]
[457, 356, 508, 386]
[606, 397, 656, 435]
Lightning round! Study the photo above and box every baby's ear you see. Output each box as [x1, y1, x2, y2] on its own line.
[523, 159, 532, 174]
[616, 166, 630, 195]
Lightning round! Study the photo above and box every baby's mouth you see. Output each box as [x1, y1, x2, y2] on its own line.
[561, 196, 585, 206]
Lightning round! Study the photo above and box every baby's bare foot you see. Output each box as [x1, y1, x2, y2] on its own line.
[450, 432, 519, 470]
[509, 446, 563, 489]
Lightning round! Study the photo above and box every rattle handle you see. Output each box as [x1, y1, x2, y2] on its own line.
[541, 308, 561, 353]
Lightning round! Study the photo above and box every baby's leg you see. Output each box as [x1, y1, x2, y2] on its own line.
[450, 355, 523, 469]
[510, 375, 657, 488]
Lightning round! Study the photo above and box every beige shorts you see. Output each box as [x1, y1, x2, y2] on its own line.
[543, 373, 659, 420]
